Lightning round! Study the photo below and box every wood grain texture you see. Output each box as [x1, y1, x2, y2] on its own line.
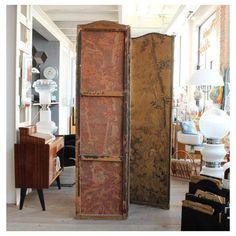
[15, 135, 64, 189]
[78, 20, 129, 32]
[19, 126, 51, 144]
[76, 21, 130, 219]
[81, 90, 124, 97]
[130, 33, 174, 209]
[15, 143, 50, 189]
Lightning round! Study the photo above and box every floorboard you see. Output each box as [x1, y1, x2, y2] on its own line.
[7, 167, 189, 231]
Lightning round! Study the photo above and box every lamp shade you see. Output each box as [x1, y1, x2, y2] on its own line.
[187, 69, 224, 86]
[199, 108, 230, 139]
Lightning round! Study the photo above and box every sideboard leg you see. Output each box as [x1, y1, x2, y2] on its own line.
[37, 189, 46, 211]
[19, 188, 27, 210]
[56, 176, 61, 189]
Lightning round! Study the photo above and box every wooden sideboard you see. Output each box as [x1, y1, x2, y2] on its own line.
[14, 125, 64, 210]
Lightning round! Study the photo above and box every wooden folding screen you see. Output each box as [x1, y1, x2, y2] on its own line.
[76, 21, 130, 219]
[130, 33, 174, 209]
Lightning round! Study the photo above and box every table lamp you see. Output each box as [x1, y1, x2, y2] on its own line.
[33, 79, 58, 136]
[199, 108, 230, 178]
[188, 69, 224, 110]
[188, 69, 230, 179]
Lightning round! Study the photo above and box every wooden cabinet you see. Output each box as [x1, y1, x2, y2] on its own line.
[75, 21, 130, 219]
[14, 125, 64, 210]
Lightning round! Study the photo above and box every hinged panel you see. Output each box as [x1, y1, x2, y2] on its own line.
[130, 33, 174, 209]
[76, 21, 130, 219]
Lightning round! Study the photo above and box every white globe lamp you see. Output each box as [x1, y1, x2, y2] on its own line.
[199, 108, 230, 178]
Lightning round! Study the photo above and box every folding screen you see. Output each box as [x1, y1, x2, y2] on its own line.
[130, 33, 174, 209]
[76, 21, 130, 219]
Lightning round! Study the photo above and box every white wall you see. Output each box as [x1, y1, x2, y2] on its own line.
[59, 45, 72, 135]
[6, 6, 17, 204]
[1, 5, 7, 228]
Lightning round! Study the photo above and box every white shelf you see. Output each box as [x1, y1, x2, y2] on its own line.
[32, 102, 59, 106]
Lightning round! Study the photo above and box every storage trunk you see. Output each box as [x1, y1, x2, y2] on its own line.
[130, 33, 174, 209]
[75, 21, 130, 219]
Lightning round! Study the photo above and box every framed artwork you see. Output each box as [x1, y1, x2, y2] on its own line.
[21, 53, 32, 107]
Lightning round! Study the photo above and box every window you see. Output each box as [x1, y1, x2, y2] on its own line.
[196, 11, 222, 109]
[198, 12, 219, 70]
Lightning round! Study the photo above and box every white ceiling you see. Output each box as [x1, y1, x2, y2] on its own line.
[40, 5, 119, 44]
[39, 4, 199, 45]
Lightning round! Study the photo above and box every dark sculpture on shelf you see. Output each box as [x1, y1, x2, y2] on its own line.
[31, 46, 48, 103]
[32, 46, 47, 69]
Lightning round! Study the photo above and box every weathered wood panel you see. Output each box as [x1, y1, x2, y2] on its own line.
[130, 33, 174, 209]
[76, 21, 130, 219]
[80, 31, 124, 91]
[80, 97, 122, 156]
[80, 160, 123, 216]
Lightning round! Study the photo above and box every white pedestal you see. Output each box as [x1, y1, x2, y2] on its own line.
[36, 109, 57, 134]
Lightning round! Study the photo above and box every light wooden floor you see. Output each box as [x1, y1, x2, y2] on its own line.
[7, 167, 189, 231]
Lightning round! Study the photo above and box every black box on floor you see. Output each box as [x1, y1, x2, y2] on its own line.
[181, 175, 230, 231]
[181, 205, 229, 231]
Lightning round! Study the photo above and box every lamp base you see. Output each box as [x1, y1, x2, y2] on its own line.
[200, 166, 224, 179]
[201, 143, 226, 162]
[36, 109, 58, 135]
[200, 142, 226, 179]
[36, 121, 57, 135]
